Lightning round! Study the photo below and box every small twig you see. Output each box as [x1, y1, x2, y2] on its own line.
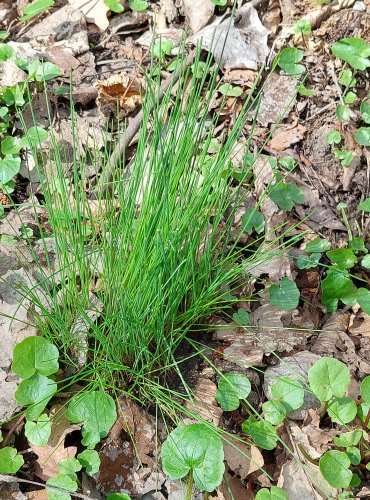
[1, 414, 25, 448]
[94, 50, 195, 198]
[0, 475, 94, 499]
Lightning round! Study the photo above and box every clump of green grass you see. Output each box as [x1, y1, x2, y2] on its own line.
[14, 52, 277, 400]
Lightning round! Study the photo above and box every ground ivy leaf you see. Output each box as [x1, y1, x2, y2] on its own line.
[327, 396, 357, 424]
[358, 197, 370, 212]
[269, 278, 299, 310]
[277, 47, 305, 75]
[219, 83, 243, 97]
[308, 357, 350, 402]
[321, 267, 357, 312]
[360, 375, 370, 405]
[262, 400, 286, 425]
[161, 423, 224, 492]
[296, 252, 321, 270]
[331, 37, 370, 71]
[242, 207, 265, 235]
[15, 373, 57, 420]
[77, 449, 100, 476]
[58, 457, 81, 476]
[271, 376, 304, 412]
[216, 373, 251, 411]
[66, 391, 117, 448]
[46, 473, 78, 497]
[346, 446, 361, 465]
[12, 336, 59, 379]
[0, 447, 24, 474]
[334, 429, 364, 448]
[326, 248, 357, 269]
[232, 308, 250, 325]
[358, 288, 370, 315]
[0, 155, 21, 184]
[305, 238, 331, 253]
[255, 486, 289, 499]
[24, 413, 51, 446]
[319, 450, 352, 488]
[268, 182, 304, 211]
[242, 417, 278, 450]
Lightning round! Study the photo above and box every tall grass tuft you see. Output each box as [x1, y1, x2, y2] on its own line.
[13, 51, 281, 399]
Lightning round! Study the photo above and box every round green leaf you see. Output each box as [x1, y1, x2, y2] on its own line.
[360, 101, 370, 124]
[350, 473, 361, 488]
[335, 105, 350, 123]
[271, 376, 304, 412]
[333, 148, 353, 166]
[25, 413, 51, 446]
[46, 473, 78, 493]
[334, 429, 364, 448]
[326, 248, 357, 269]
[66, 391, 117, 448]
[0, 43, 14, 61]
[360, 375, 370, 405]
[358, 197, 370, 212]
[232, 308, 250, 325]
[269, 182, 304, 211]
[320, 450, 352, 488]
[34, 62, 61, 82]
[0, 155, 21, 184]
[128, 0, 148, 11]
[219, 83, 243, 97]
[327, 396, 357, 424]
[216, 373, 251, 411]
[308, 357, 350, 402]
[15, 373, 57, 420]
[269, 278, 299, 310]
[355, 127, 370, 146]
[362, 254, 370, 269]
[77, 449, 100, 476]
[277, 47, 305, 75]
[343, 91, 357, 104]
[151, 38, 173, 59]
[23, 126, 48, 147]
[12, 336, 59, 379]
[0, 447, 24, 474]
[305, 237, 331, 253]
[242, 417, 278, 450]
[1, 136, 22, 155]
[326, 130, 342, 145]
[242, 207, 265, 235]
[331, 37, 370, 71]
[338, 69, 356, 87]
[346, 446, 361, 465]
[358, 288, 370, 315]
[262, 399, 286, 425]
[294, 19, 311, 35]
[255, 486, 289, 500]
[321, 268, 357, 312]
[104, 0, 124, 13]
[161, 423, 224, 492]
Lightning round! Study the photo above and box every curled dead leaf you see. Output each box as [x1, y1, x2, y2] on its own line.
[96, 72, 146, 116]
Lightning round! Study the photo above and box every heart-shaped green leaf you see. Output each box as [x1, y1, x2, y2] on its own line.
[269, 278, 299, 310]
[216, 373, 251, 411]
[327, 396, 357, 424]
[25, 413, 51, 446]
[0, 447, 24, 474]
[15, 373, 57, 420]
[355, 127, 370, 146]
[271, 376, 304, 412]
[66, 391, 117, 448]
[0, 155, 21, 184]
[321, 267, 357, 312]
[262, 400, 286, 425]
[161, 423, 224, 492]
[277, 47, 305, 75]
[308, 357, 350, 402]
[77, 449, 100, 476]
[319, 450, 352, 488]
[326, 248, 357, 269]
[255, 486, 289, 499]
[12, 336, 59, 379]
[332, 37, 370, 71]
[242, 417, 278, 450]
[242, 207, 265, 235]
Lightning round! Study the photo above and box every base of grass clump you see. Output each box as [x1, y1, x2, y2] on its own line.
[11, 52, 278, 410]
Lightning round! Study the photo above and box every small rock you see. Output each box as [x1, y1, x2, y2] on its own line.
[263, 351, 322, 420]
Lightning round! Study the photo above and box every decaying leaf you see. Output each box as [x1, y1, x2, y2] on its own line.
[190, 4, 269, 70]
[96, 72, 146, 116]
[68, 0, 110, 31]
[185, 378, 223, 426]
[224, 436, 264, 479]
[182, 0, 214, 33]
[257, 73, 298, 126]
[32, 405, 81, 480]
[268, 124, 306, 152]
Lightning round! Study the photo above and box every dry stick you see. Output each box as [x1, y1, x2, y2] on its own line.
[0, 475, 93, 499]
[94, 51, 195, 198]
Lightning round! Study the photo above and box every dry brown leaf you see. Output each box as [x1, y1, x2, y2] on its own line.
[96, 72, 145, 116]
[185, 378, 223, 426]
[277, 459, 324, 500]
[68, 0, 110, 31]
[224, 437, 263, 479]
[32, 405, 81, 480]
[268, 124, 306, 152]
[183, 0, 214, 33]
[257, 73, 297, 126]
